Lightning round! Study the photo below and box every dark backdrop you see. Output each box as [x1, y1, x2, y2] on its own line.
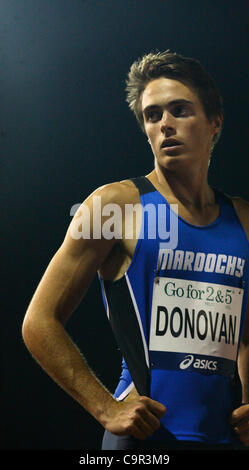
[1, 0, 248, 450]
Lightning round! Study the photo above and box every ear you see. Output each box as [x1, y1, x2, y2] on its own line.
[212, 114, 223, 135]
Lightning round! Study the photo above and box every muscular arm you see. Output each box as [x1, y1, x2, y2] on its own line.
[233, 196, 249, 402]
[22, 184, 166, 439]
[231, 300, 249, 446]
[238, 299, 249, 403]
[231, 197, 249, 445]
[22, 193, 118, 425]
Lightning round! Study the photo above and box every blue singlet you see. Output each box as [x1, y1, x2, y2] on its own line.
[99, 176, 249, 444]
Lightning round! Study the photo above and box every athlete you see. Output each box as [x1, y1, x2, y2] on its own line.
[22, 50, 249, 450]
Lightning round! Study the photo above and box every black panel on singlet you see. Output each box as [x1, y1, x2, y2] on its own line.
[212, 187, 233, 206]
[130, 176, 156, 196]
[103, 276, 150, 397]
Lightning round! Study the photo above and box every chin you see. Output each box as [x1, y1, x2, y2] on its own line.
[155, 153, 189, 169]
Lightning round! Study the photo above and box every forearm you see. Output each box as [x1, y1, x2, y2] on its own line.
[22, 315, 117, 426]
[238, 342, 249, 403]
[22, 315, 167, 440]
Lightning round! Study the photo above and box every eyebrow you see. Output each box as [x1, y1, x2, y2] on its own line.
[142, 99, 194, 115]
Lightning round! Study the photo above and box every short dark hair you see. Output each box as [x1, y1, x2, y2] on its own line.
[125, 49, 223, 146]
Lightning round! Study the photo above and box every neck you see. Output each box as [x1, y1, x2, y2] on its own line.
[150, 163, 214, 209]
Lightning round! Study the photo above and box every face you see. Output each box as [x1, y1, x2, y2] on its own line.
[141, 77, 221, 172]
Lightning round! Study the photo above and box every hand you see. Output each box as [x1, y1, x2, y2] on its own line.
[104, 395, 166, 440]
[231, 404, 249, 446]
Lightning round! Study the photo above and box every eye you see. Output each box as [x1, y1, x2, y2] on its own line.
[147, 110, 161, 122]
[172, 104, 190, 117]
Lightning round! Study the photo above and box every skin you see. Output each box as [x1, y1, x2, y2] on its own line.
[22, 77, 249, 445]
[142, 77, 222, 221]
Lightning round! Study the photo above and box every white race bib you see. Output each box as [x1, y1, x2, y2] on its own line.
[149, 278, 243, 374]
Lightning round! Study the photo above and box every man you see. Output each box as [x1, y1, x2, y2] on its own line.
[22, 50, 249, 450]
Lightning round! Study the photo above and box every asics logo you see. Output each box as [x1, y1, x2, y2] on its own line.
[179, 355, 194, 369]
[179, 354, 218, 371]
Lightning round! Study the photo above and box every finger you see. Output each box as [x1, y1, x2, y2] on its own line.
[148, 400, 167, 419]
[236, 434, 249, 447]
[125, 418, 153, 440]
[234, 420, 249, 435]
[145, 410, 162, 430]
[139, 396, 166, 414]
[118, 402, 160, 439]
[129, 424, 148, 440]
[134, 415, 157, 439]
[113, 420, 148, 440]
[137, 406, 161, 432]
[231, 405, 249, 425]
[129, 402, 161, 436]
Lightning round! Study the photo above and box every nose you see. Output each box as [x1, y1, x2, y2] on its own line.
[160, 111, 176, 136]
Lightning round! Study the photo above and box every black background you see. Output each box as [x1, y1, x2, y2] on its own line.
[1, 0, 248, 450]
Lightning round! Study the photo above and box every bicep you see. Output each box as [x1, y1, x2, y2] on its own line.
[24, 209, 117, 326]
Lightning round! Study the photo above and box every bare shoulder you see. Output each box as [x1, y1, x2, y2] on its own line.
[231, 196, 249, 219]
[231, 196, 249, 240]
[84, 178, 140, 207]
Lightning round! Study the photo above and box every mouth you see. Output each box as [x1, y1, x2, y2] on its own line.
[161, 138, 183, 149]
